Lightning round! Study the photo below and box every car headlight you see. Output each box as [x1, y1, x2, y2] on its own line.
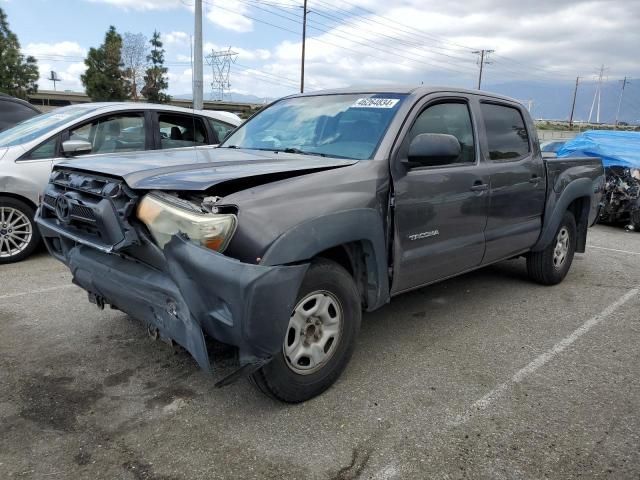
[137, 193, 237, 252]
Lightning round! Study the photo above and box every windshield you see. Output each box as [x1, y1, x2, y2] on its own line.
[222, 93, 407, 160]
[0, 106, 96, 147]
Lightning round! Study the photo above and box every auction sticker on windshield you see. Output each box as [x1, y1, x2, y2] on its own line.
[351, 98, 400, 108]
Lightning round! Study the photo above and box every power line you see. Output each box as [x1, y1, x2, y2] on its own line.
[233, 0, 479, 76]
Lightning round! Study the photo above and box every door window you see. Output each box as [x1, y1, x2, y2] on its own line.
[408, 102, 475, 164]
[22, 136, 58, 160]
[208, 118, 235, 144]
[68, 113, 146, 155]
[158, 114, 207, 149]
[480, 103, 530, 161]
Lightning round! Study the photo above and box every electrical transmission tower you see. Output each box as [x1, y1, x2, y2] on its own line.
[205, 48, 238, 101]
[472, 49, 494, 90]
[588, 65, 607, 124]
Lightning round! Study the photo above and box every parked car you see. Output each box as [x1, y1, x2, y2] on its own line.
[37, 87, 604, 402]
[0, 93, 41, 132]
[0, 103, 241, 263]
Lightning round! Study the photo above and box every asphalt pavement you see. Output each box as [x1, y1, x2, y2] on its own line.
[1, 224, 639, 479]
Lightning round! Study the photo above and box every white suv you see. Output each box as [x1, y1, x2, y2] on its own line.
[0, 102, 241, 263]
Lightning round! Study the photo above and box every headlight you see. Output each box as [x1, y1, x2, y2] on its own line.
[137, 193, 237, 252]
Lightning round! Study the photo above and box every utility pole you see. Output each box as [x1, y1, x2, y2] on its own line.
[300, 0, 308, 93]
[472, 49, 494, 90]
[569, 76, 580, 128]
[193, 0, 204, 110]
[615, 76, 630, 128]
[588, 65, 606, 124]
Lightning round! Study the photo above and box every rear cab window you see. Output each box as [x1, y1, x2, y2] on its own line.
[480, 103, 530, 161]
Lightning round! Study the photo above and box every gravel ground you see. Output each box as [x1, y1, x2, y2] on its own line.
[1, 224, 639, 480]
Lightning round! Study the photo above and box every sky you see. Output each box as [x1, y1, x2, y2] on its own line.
[2, 0, 640, 119]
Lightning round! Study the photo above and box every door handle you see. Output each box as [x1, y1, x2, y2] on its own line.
[470, 182, 489, 192]
[529, 175, 541, 183]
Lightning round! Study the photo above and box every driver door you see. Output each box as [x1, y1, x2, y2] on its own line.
[390, 96, 490, 294]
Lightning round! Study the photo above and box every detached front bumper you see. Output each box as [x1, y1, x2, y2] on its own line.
[38, 215, 308, 376]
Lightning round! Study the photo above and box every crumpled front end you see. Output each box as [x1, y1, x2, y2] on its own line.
[35, 168, 308, 381]
[38, 223, 308, 377]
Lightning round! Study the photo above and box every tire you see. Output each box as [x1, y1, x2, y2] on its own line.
[250, 259, 362, 403]
[0, 197, 41, 264]
[527, 211, 577, 285]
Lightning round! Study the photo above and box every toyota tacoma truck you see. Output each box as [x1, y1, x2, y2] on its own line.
[36, 87, 604, 402]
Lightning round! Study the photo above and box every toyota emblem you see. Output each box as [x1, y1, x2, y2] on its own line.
[55, 195, 72, 223]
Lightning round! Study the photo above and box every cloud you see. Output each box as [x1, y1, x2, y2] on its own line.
[23, 41, 86, 58]
[203, 42, 271, 62]
[163, 31, 190, 45]
[205, 0, 253, 33]
[85, 0, 180, 11]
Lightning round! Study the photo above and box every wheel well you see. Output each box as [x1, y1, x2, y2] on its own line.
[567, 196, 590, 253]
[0, 193, 37, 210]
[315, 242, 370, 308]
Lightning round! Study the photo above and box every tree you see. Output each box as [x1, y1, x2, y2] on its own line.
[141, 31, 170, 103]
[81, 26, 129, 101]
[0, 8, 39, 98]
[121, 32, 147, 101]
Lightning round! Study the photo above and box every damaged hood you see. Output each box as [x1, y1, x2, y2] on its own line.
[57, 147, 358, 190]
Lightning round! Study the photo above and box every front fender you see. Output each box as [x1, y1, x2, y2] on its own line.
[532, 178, 593, 251]
[260, 208, 390, 311]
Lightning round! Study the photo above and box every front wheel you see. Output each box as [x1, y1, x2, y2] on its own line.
[527, 210, 577, 285]
[250, 259, 361, 403]
[0, 198, 41, 264]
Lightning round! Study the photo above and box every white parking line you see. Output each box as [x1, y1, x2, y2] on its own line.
[588, 245, 640, 256]
[0, 284, 76, 301]
[450, 287, 639, 426]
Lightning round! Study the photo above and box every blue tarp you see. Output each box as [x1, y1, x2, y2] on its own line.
[556, 130, 640, 168]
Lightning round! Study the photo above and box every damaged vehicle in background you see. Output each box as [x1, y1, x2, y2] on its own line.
[0, 102, 240, 263]
[37, 87, 604, 402]
[557, 130, 640, 231]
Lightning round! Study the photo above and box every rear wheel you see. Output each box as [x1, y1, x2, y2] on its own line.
[250, 259, 361, 403]
[527, 210, 576, 285]
[0, 198, 40, 264]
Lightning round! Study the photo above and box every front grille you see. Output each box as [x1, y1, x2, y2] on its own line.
[71, 204, 96, 222]
[40, 169, 140, 251]
[43, 194, 56, 209]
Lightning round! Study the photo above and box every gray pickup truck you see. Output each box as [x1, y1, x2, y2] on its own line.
[36, 87, 604, 402]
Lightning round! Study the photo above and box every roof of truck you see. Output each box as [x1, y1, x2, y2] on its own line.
[293, 85, 521, 104]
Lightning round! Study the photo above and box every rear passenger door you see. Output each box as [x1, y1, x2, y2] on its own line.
[479, 101, 545, 263]
[390, 96, 490, 294]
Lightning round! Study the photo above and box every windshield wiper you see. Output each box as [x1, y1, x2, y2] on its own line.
[283, 147, 313, 155]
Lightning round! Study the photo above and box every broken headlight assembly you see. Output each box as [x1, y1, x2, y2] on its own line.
[137, 193, 237, 252]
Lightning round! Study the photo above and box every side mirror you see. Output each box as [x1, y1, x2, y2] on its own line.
[62, 139, 92, 156]
[406, 133, 461, 168]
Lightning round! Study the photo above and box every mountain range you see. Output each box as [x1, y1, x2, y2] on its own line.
[175, 80, 640, 125]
